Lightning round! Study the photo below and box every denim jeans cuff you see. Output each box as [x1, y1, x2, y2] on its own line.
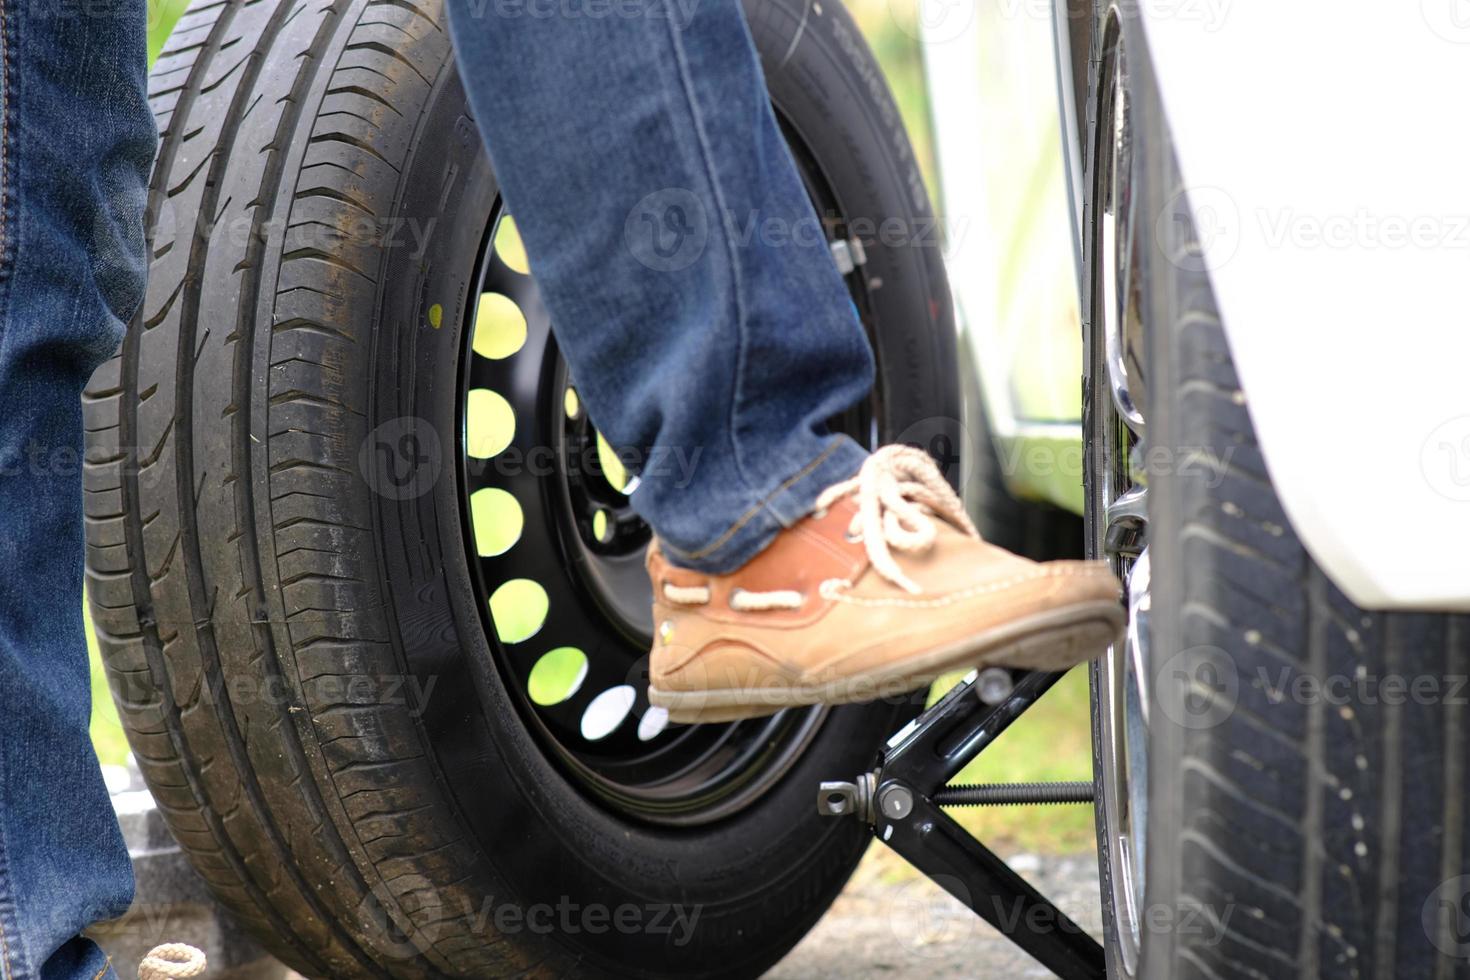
[659, 434, 868, 574]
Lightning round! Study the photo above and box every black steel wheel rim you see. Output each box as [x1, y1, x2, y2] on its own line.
[455, 140, 879, 827]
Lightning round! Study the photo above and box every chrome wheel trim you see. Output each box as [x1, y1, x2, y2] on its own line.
[1089, 11, 1151, 975]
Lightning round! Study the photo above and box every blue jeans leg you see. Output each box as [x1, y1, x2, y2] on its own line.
[445, 0, 873, 573]
[0, 2, 155, 978]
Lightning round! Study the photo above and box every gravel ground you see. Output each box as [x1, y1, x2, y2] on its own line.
[767, 849, 1103, 978]
[243, 850, 1103, 980]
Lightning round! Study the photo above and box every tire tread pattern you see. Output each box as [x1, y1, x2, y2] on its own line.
[84, 2, 515, 976]
[1157, 120, 1470, 980]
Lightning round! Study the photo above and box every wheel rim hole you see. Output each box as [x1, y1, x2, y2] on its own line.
[581, 685, 636, 741]
[493, 215, 530, 275]
[591, 508, 614, 544]
[469, 487, 523, 557]
[472, 292, 527, 360]
[466, 388, 515, 460]
[594, 432, 630, 495]
[636, 705, 670, 742]
[528, 647, 588, 706]
[488, 579, 549, 645]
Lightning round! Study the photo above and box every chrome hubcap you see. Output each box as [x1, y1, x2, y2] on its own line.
[1089, 11, 1151, 975]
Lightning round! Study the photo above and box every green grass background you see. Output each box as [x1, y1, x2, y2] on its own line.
[148, 0, 191, 62]
[93, 0, 1092, 857]
[82, 0, 192, 771]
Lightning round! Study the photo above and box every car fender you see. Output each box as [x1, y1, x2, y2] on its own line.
[1140, 2, 1470, 610]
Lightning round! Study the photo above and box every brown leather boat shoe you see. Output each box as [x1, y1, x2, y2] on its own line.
[646, 445, 1124, 723]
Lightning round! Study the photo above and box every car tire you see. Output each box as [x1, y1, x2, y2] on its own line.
[83, 0, 953, 976]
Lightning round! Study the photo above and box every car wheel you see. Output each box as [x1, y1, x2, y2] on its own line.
[83, 0, 953, 975]
[1085, 6, 1470, 977]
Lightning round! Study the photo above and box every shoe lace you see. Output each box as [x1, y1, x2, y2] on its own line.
[138, 944, 206, 980]
[813, 444, 978, 595]
[658, 446, 975, 611]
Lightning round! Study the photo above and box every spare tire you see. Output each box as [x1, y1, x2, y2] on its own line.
[84, 0, 956, 976]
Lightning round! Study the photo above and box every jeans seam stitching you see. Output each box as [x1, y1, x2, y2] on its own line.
[88, 956, 111, 980]
[0, 0, 8, 267]
[664, 438, 839, 562]
[657, 3, 760, 500]
[0, 713, 12, 980]
[0, 791, 12, 980]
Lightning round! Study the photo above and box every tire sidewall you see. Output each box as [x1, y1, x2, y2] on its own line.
[1086, 7, 1240, 976]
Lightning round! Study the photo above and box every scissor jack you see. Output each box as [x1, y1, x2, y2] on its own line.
[817, 668, 1107, 979]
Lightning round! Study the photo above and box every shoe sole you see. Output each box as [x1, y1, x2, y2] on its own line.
[648, 599, 1126, 724]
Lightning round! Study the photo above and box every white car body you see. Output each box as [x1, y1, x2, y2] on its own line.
[925, 1, 1470, 611]
[1139, 3, 1470, 610]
